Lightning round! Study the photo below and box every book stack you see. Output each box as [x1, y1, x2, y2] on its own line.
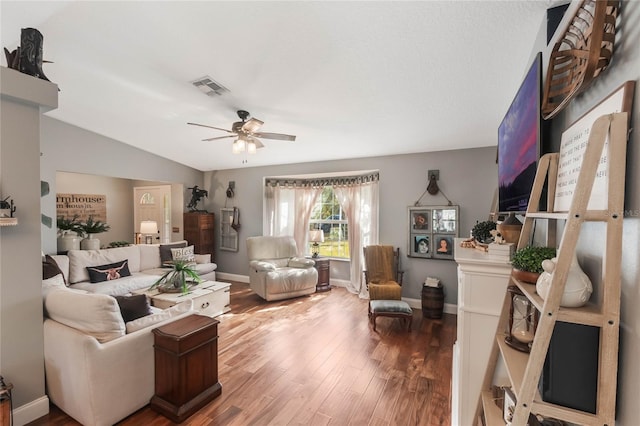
[488, 242, 515, 261]
[424, 277, 440, 288]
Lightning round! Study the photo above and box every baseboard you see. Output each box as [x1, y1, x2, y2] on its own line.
[403, 297, 457, 315]
[216, 272, 249, 283]
[13, 395, 49, 426]
[215, 274, 457, 314]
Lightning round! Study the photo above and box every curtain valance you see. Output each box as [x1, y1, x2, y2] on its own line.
[265, 171, 379, 189]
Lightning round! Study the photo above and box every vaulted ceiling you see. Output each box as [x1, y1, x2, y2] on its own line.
[1, 1, 551, 171]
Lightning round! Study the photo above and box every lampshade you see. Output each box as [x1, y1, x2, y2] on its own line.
[247, 140, 257, 154]
[140, 220, 158, 235]
[309, 230, 324, 243]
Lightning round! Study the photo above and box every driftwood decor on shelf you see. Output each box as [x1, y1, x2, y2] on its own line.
[541, 0, 620, 119]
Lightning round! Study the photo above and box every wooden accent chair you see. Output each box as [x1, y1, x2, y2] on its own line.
[363, 245, 404, 300]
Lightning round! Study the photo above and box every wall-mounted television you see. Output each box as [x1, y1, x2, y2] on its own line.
[498, 52, 546, 214]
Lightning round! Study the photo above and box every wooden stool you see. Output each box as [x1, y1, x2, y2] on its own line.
[368, 300, 413, 332]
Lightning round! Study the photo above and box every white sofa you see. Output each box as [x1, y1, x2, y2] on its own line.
[51, 242, 217, 296]
[246, 236, 318, 301]
[42, 242, 215, 425]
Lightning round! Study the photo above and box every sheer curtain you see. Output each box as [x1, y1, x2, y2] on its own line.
[335, 179, 379, 298]
[264, 183, 321, 254]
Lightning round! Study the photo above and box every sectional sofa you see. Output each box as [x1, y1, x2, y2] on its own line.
[42, 242, 217, 425]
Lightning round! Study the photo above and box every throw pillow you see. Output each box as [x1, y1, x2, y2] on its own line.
[86, 260, 131, 283]
[114, 294, 152, 322]
[125, 300, 194, 333]
[43, 254, 67, 285]
[171, 245, 195, 263]
[159, 241, 187, 264]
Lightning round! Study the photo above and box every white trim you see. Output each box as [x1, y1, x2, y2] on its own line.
[216, 272, 249, 283]
[403, 297, 457, 315]
[13, 395, 49, 426]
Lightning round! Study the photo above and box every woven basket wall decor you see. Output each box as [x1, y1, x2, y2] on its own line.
[541, 0, 620, 120]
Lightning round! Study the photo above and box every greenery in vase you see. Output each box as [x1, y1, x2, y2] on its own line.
[108, 241, 131, 248]
[472, 220, 497, 243]
[149, 259, 202, 294]
[511, 246, 557, 274]
[57, 214, 83, 236]
[80, 216, 111, 236]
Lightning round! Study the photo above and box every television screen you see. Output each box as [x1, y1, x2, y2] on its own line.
[498, 52, 543, 214]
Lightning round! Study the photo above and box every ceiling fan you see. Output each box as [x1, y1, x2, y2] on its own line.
[188, 110, 296, 154]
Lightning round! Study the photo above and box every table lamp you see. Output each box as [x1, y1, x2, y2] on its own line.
[309, 230, 324, 258]
[140, 220, 158, 244]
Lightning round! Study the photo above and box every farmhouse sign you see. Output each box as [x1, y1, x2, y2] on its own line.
[56, 193, 107, 222]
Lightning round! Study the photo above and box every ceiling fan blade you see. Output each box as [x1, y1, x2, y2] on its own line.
[202, 135, 235, 142]
[241, 118, 264, 133]
[253, 132, 296, 141]
[187, 122, 235, 134]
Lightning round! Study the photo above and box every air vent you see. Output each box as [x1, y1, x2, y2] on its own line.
[191, 76, 229, 96]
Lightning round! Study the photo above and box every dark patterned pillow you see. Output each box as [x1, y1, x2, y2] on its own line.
[114, 294, 152, 322]
[43, 254, 67, 285]
[86, 260, 131, 283]
[159, 242, 187, 264]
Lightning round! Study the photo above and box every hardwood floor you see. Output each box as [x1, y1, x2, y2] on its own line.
[28, 282, 456, 426]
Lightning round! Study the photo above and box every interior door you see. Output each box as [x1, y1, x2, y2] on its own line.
[134, 185, 171, 243]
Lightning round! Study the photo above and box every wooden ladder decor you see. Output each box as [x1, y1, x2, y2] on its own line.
[476, 112, 628, 426]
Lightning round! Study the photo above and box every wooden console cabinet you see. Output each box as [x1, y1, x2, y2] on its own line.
[313, 258, 330, 292]
[151, 314, 221, 423]
[183, 212, 215, 260]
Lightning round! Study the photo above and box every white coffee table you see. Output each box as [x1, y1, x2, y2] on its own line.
[142, 280, 231, 318]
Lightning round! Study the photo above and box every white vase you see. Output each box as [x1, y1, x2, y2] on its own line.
[535, 253, 593, 307]
[80, 234, 101, 250]
[57, 231, 82, 254]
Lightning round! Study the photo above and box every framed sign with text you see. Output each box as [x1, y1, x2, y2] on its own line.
[56, 193, 107, 222]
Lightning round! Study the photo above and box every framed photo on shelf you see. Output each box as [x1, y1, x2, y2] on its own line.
[410, 234, 431, 258]
[408, 205, 459, 259]
[433, 234, 454, 260]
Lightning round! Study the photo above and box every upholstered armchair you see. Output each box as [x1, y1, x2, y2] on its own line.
[246, 236, 318, 301]
[363, 245, 404, 300]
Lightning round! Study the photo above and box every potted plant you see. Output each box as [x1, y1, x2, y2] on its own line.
[149, 259, 202, 294]
[57, 215, 83, 253]
[511, 246, 557, 284]
[472, 220, 497, 244]
[79, 216, 111, 250]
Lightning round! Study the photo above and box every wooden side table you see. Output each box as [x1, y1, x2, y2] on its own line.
[313, 258, 331, 292]
[151, 314, 221, 423]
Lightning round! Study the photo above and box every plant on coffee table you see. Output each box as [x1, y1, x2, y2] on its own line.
[149, 259, 202, 294]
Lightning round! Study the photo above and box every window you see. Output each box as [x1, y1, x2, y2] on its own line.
[309, 186, 350, 258]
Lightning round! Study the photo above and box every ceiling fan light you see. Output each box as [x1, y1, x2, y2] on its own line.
[232, 139, 244, 154]
[247, 141, 257, 154]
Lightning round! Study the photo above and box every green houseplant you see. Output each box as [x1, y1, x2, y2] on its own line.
[472, 220, 497, 244]
[79, 216, 111, 250]
[511, 246, 557, 283]
[149, 259, 202, 294]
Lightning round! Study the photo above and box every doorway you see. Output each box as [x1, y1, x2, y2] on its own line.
[134, 185, 172, 243]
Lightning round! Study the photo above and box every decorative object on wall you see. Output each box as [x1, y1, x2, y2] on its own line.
[56, 193, 107, 223]
[220, 207, 239, 252]
[413, 170, 454, 207]
[187, 185, 208, 212]
[40, 180, 53, 228]
[408, 205, 458, 259]
[0, 196, 17, 226]
[140, 220, 159, 244]
[309, 229, 324, 258]
[542, 0, 620, 119]
[554, 81, 635, 211]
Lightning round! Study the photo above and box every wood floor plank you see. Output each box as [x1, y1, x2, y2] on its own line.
[28, 282, 456, 426]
